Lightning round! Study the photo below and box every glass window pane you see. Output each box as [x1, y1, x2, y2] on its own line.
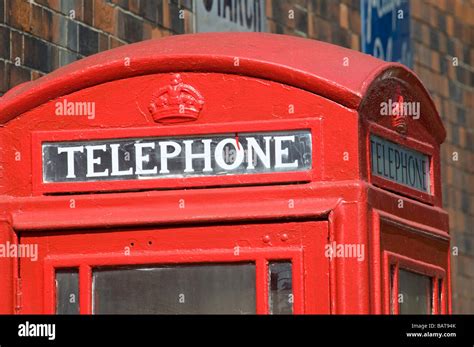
[56, 269, 79, 314]
[268, 261, 293, 314]
[92, 263, 256, 314]
[399, 269, 432, 314]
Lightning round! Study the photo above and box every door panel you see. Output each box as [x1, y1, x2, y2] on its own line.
[20, 221, 329, 314]
[380, 221, 450, 314]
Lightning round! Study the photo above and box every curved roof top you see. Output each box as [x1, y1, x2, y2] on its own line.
[0, 32, 444, 140]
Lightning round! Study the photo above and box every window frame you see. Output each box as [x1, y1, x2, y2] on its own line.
[384, 251, 446, 315]
[27, 221, 329, 315]
[48, 249, 303, 315]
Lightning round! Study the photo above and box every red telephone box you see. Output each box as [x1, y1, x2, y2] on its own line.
[0, 33, 450, 314]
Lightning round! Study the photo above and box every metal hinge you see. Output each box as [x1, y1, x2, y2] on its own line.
[15, 277, 22, 313]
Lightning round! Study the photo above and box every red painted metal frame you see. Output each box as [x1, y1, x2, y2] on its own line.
[21, 221, 329, 314]
[44, 249, 304, 315]
[371, 205, 450, 314]
[369, 203, 451, 314]
[32, 118, 322, 195]
[328, 199, 371, 314]
[367, 122, 436, 205]
[0, 33, 400, 121]
[383, 251, 446, 315]
[0, 217, 17, 314]
[10, 184, 341, 231]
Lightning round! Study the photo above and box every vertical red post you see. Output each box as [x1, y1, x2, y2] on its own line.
[0, 215, 15, 313]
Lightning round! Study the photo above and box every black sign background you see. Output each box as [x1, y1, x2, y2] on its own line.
[42, 131, 312, 183]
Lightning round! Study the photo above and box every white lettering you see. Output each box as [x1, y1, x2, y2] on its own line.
[274, 136, 298, 168]
[183, 139, 213, 173]
[110, 144, 133, 176]
[246, 136, 271, 169]
[159, 141, 182, 174]
[57, 146, 84, 179]
[86, 145, 109, 177]
[215, 139, 245, 170]
[134, 143, 158, 175]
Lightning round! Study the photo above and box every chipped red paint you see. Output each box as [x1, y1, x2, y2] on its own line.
[0, 33, 450, 314]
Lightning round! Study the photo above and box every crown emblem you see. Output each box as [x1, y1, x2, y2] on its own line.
[148, 74, 204, 124]
[391, 92, 407, 135]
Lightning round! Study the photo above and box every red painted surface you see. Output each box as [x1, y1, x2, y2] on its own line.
[21, 221, 329, 314]
[0, 33, 450, 314]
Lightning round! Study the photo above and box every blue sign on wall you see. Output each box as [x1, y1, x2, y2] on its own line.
[361, 0, 412, 68]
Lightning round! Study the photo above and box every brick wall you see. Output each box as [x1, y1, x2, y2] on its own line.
[0, 0, 472, 313]
[0, 0, 193, 92]
[409, 0, 474, 314]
